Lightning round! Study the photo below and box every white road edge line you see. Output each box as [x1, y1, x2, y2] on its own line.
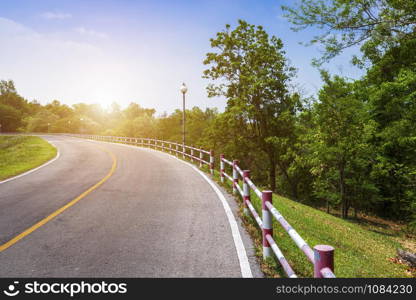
[84, 139, 253, 278]
[170, 156, 253, 278]
[0, 138, 60, 185]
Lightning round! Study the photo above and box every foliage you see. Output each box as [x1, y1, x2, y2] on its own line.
[0, 80, 28, 131]
[282, 0, 416, 222]
[367, 67, 416, 219]
[300, 72, 378, 218]
[282, 0, 416, 66]
[203, 20, 299, 192]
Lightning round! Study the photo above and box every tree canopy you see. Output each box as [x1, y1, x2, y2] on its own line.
[282, 0, 416, 66]
[203, 20, 299, 192]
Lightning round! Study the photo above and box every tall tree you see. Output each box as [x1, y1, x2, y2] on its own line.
[0, 80, 28, 131]
[304, 72, 377, 218]
[203, 20, 299, 192]
[367, 66, 416, 219]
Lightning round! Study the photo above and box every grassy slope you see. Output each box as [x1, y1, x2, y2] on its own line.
[0, 136, 57, 180]
[261, 195, 407, 277]
[204, 166, 409, 278]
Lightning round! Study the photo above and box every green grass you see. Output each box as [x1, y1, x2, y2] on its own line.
[204, 166, 411, 278]
[0, 135, 57, 180]
[261, 194, 409, 277]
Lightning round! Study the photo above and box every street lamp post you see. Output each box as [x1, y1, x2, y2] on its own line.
[180, 83, 188, 147]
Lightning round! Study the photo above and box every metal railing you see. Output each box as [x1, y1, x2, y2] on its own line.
[70, 134, 215, 174]
[220, 155, 336, 278]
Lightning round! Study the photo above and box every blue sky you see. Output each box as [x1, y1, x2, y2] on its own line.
[0, 0, 363, 114]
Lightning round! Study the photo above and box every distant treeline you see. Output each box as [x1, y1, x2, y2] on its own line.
[1, 0, 415, 229]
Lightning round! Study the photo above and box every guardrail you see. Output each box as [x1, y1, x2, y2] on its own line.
[72, 133, 335, 278]
[72, 134, 215, 174]
[220, 155, 335, 278]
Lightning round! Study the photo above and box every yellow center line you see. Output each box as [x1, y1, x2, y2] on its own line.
[0, 144, 117, 252]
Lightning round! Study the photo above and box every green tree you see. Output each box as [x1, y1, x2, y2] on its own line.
[0, 80, 28, 112]
[25, 110, 59, 132]
[357, 25, 416, 221]
[203, 20, 299, 192]
[0, 103, 21, 132]
[282, 0, 416, 65]
[0, 80, 28, 131]
[283, 0, 416, 224]
[367, 68, 416, 219]
[157, 111, 182, 142]
[124, 102, 155, 120]
[304, 72, 377, 218]
[155, 107, 217, 146]
[45, 100, 73, 119]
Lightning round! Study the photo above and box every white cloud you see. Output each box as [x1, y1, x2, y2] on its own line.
[75, 27, 108, 39]
[41, 12, 72, 20]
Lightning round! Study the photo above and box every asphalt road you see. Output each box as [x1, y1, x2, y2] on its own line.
[0, 135, 261, 277]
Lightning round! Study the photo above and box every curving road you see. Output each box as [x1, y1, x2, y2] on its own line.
[0, 135, 261, 277]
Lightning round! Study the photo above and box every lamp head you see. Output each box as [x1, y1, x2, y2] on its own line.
[180, 82, 188, 94]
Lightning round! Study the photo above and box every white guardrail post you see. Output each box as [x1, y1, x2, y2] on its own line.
[232, 160, 239, 194]
[220, 154, 225, 183]
[209, 150, 214, 175]
[242, 170, 250, 215]
[262, 190, 273, 259]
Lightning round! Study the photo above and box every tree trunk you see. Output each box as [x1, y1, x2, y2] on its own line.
[340, 164, 347, 219]
[269, 165, 276, 192]
[277, 161, 298, 200]
[345, 203, 350, 219]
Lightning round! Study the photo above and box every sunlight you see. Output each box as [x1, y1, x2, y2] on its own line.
[89, 88, 116, 109]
